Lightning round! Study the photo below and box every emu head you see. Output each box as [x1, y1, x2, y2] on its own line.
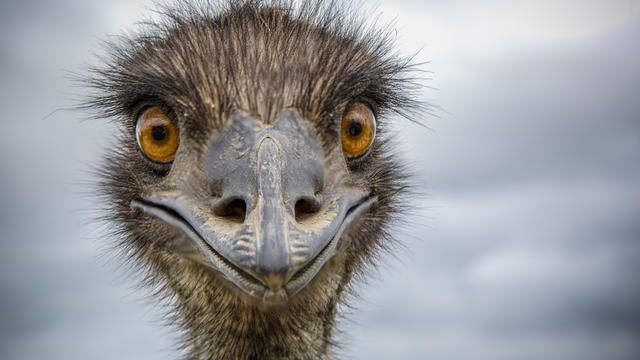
[88, 0, 419, 356]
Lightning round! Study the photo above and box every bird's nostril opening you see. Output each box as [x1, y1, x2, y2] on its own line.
[294, 197, 321, 222]
[214, 198, 247, 223]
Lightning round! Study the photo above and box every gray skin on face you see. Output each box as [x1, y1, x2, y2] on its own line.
[131, 109, 376, 304]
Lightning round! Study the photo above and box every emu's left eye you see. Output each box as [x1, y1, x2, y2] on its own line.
[135, 106, 179, 163]
[341, 103, 376, 159]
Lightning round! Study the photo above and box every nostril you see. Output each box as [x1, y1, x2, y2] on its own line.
[214, 198, 247, 223]
[294, 197, 321, 222]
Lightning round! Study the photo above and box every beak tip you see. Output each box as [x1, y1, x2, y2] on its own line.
[261, 271, 288, 291]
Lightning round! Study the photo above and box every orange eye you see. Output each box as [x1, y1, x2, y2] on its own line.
[135, 107, 179, 163]
[341, 103, 376, 159]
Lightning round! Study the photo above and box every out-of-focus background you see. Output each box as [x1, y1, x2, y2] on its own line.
[1, 0, 639, 359]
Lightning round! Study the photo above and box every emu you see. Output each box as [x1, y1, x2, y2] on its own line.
[86, 1, 421, 358]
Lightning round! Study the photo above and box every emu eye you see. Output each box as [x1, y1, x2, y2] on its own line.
[341, 103, 376, 159]
[135, 106, 179, 163]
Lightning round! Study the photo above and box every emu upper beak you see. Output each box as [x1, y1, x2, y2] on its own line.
[131, 110, 376, 304]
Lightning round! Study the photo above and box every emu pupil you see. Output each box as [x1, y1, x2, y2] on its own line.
[152, 125, 167, 142]
[348, 121, 362, 137]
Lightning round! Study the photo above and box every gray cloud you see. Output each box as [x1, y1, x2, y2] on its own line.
[345, 5, 640, 359]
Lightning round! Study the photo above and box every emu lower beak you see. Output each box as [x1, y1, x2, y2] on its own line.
[131, 110, 376, 304]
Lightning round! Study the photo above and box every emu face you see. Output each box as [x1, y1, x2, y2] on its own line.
[132, 105, 377, 304]
[91, 1, 416, 331]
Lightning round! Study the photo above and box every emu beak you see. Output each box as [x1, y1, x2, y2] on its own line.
[131, 110, 376, 304]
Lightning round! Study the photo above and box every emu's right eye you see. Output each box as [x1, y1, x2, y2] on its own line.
[135, 107, 179, 163]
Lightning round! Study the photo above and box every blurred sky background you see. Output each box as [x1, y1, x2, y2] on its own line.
[1, 0, 639, 359]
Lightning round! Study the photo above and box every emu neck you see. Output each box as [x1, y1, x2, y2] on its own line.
[164, 262, 344, 359]
[187, 306, 335, 359]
